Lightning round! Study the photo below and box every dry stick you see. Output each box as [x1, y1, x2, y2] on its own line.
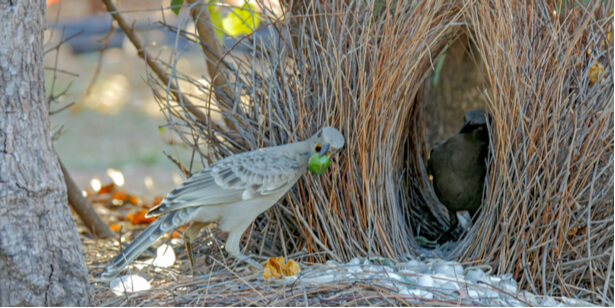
[58, 156, 115, 239]
[99, 0, 216, 131]
[185, 0, 239, 118]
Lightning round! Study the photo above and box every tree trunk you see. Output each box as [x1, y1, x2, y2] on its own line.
[0, 0, 90, 306]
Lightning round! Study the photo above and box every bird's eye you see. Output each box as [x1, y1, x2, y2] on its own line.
[315, 143, 322, 152]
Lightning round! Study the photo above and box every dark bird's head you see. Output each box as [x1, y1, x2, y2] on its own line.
[459, 109, 492, 135]
[310, 126, 345, 157]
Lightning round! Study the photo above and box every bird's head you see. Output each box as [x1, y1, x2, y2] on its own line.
[459, 109, 492, 134]
[310, 126, 345, 158]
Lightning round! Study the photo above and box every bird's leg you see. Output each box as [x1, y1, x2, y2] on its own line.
[225, 230, 264, 270]
[437, 209, 459, 244]
[183, 222, 208, 274]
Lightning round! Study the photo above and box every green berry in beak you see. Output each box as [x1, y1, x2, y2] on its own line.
[308, 153, 331, 174]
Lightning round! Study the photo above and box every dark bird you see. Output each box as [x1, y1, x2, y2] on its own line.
[427, 109, 491, 243]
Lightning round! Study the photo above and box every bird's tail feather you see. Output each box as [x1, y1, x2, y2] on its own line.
[101, 207, 195, 279]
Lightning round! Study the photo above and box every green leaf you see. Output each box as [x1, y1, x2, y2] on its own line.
[432, 53, 446, 87]
[170, 0, 183, 16]
[208, 4, 225, 41]
[221, 3, 261, 38]
[414, 236, 437, 248]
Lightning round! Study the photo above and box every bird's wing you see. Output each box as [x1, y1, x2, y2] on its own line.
[146, 150, 301, 217]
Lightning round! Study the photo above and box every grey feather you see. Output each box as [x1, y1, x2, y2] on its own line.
[101, 126, 346, 279]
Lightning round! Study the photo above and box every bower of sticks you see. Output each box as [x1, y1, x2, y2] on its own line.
[90, 0, 613, 305]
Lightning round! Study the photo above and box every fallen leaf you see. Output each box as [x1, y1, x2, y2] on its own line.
[168, 226, 187, 239]
[128, 209, 156, 225]
[588, 61, 605, 84]
[98, 182, 116, 194]
[151, 196, 164, 208]
[112, 191, 140, 206]
[282, 259, 300, 277]
[262, 256, 300, 280]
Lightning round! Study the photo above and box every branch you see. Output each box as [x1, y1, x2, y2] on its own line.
[100, 0, 239, 132]
[58, 157, 115, 239]
[185, 0, 240, 115]
[100, 0, 209, 126]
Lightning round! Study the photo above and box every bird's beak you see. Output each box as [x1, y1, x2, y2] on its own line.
[459, 121, 471, 134]
[319, 143, 330, 157]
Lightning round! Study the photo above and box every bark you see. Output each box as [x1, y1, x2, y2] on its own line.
[0, 0, 90, 305]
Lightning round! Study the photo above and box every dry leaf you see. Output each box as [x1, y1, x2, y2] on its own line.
[127, 209, 156, 225]
[112, 191, 140, 205]
[262, 256, 300, 280]
[169, 226, 187, 239]
[98, 182, 116, 194]
[153, 196, 164, 207]
[588, 61, 605, 84]
[282, 259, 300, 276]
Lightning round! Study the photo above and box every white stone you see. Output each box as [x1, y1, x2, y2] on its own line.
[110, 275, 151, 296]
[457, 211, 472, 229]
[439, 281, 460, 295]
[400, 259, 426, 274]
[364, 265, 385, 273]
[540, 295, 559, 307]
[152, 244, 176, 268]
[466, 289, 480, 298]
[325, 260, 338, 266]
[417, 275, 435, 288]
[499, 280, 518, 293]
[465, 268, 489, 284]
[505, 296, 524, 307]
[560, 296, 596, 307]
[347, 257, 362, 266]
[404, 288, 434, 299]
[343, 257, 365, 274]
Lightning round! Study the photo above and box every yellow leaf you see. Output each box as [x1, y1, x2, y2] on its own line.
[282, 259, 300, 276]
[262, 257, 282, 280]
[221, 3, 260, 38]
[588, 61, 605, 84]
[263, 267, 272, 280]
[262, 256, 300, 280]
[208, 4, 225, 41]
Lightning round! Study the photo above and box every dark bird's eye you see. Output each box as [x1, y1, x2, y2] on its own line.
[315, 143, 321, 152]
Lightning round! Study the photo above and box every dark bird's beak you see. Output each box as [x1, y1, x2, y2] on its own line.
[459, 121, 471, 134]
[319, 143, 330, 157]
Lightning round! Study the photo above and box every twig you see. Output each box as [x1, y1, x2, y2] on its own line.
[163, 150, 191, 178]
[57, 154, 115, 239]
[99, 0, 212, 129]
[185, 0, 240, 124]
